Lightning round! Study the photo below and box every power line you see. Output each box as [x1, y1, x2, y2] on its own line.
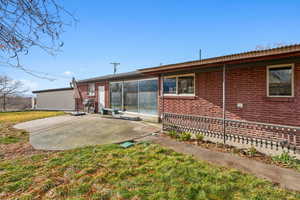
[0, 64, 72, 81]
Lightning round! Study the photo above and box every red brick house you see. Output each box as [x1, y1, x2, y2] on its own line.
[76, 44, 300, 151]
[76, 71, 158, 118]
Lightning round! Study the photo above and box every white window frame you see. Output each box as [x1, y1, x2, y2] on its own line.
[163, 73, 195, 96]
[87, 83, 95, 96]
[266, 63, 294, 98]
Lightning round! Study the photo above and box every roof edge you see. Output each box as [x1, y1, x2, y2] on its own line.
[77, 71, 144, 83]
[139, 44, 300, 73]
[32, 87, 73, 93]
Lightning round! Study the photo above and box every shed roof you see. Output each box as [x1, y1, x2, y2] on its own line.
[32, 87, 73, 93]
[139, 44, 300, 73]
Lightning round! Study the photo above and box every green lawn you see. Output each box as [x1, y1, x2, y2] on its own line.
[0, 111, 299, 199]
[0, 143, 299, 200]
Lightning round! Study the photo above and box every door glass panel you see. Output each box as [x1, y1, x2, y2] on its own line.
[110, 82, 122, 110]
[123, 81, 138, 112]
[138, 79, 158, 115]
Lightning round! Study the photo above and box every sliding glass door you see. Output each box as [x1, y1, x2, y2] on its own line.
[123, 81, 138, 112]
[109, 78, 158, 115]
[138, 79, 158, 115]
[110, 82, 123, 110]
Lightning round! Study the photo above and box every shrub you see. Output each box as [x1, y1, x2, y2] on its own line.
[272, 151, 299, 167]
[167, 130, 178, 138]
[195, 133, 204, 141]
[179, 132, 192, 141]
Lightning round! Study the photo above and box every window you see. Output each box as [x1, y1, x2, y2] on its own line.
[163, 77, 176, 94]
[178, 76, 194, 94]
[163, 74, 195, 96]
[267, 64, 294, 97]
[88, 83, 95, 96]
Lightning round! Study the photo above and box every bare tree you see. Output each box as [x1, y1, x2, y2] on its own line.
[0, 0, 75, 78]
[0, 75, 27, 111]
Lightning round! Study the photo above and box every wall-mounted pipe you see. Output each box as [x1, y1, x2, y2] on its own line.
[222, 64, 226, 144]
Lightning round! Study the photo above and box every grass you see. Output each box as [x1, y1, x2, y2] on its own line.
[0, 111, 65, 145]
[0, 111, 65, 124]
[1, 111, 300, 199]
[0, 143, 299, 200]
[272, 151, 300, 172]
[166, 130, 300, 173]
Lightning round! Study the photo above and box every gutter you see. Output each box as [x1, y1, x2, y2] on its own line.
[138, 44, 300, 74]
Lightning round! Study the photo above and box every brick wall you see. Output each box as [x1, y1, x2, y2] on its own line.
[160, 62, 300, 127]
[76, 81, 109, 112]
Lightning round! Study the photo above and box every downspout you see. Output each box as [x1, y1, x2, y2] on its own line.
[222, 64, 226, 144]
[161, 75, 164, 129]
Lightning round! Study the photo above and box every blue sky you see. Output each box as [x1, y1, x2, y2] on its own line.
[1, 0, 300, 94]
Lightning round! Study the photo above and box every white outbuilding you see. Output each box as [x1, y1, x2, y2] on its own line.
[32, 87, 75, 111]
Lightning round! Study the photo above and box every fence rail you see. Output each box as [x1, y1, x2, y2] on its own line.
[162, 113, 300, 153]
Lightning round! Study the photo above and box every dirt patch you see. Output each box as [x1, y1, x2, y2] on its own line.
[0, 122, 54, 160]
[0, 142, 51, 160]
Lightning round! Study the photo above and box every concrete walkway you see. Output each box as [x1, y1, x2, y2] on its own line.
[14, 115, 160, 150]
[142, 135, 300, 191]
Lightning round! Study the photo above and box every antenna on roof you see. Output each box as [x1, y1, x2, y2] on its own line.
[199, 49, 202, 60]
[110, 62, 120, 74]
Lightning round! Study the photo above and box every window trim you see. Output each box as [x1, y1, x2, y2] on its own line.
[87, 83, 95, 96]
[266, 63, 294, 98]
[163, 73, 196, 96]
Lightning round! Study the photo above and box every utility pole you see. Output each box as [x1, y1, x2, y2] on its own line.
[110, 62, 120, 74]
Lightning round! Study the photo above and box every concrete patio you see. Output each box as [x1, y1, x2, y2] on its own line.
[14, 114, 160, 150]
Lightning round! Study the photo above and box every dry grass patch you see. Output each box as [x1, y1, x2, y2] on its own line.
[0, 111, 65, 124]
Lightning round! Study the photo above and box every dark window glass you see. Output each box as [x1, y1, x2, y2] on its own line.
[163, 77, 176, 94]
[139, 79, 158, 115]
[123, 81, 138, 112]
[110, 82, 122, 110]
[269, 67, 292, 96]
[178, 76, 194, 94]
